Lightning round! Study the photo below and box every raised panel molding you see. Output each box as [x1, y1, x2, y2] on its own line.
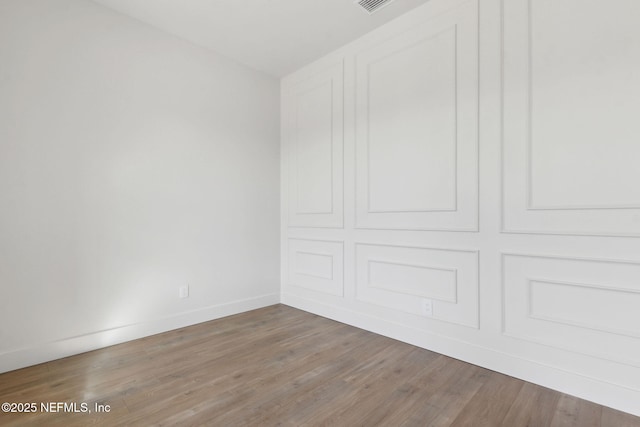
[286, 61, 344, 228]
[356, 243, 479, 328]
[365, 26, 458, 214]
[367, 259, 458, 303]
[288, 239, 344, 297]
[295, 252, 334, 280]
[502, 253, 640, 367]
[527, 279, 640, 339]
[502, 0, 640, 236]
[355, 0, 478, 231]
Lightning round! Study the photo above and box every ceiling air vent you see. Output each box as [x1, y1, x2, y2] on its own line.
[354, 0, 397, 14]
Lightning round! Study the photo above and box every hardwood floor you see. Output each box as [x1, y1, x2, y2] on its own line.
[0, 304, 638, 426]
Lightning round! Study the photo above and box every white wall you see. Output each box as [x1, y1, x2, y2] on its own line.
[0, 0, 280, 372]
[281, 0, 640, 416]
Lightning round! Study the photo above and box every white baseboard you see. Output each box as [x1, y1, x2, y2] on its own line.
[282, 292, 640, 417]
[0, 293, 279, 374]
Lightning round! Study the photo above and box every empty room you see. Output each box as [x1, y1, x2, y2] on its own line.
[1, 0, 639, 425]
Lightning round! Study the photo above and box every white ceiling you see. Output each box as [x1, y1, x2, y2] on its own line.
[92, 0, 431, 77]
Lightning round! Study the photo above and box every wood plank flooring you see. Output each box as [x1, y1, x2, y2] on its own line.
[0, 304, 638, 426]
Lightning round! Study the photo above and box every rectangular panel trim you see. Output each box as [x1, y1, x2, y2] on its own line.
[501, 252, 640, 367]
[367, 259, 458, 303]
[365, 25, 459, 214]
[287, 238, 345, 297]
[527, 278, 640, 339]
[500, 251, 640, 333]
[295, 251, 334, 280]
[355, 0, 479, 232]
[287, 60, 345, 229]
[295, 80, 335, 215]
[357, 242, 479, 328]
[501, 0, 640, 237]
[523, 0, 640, 211]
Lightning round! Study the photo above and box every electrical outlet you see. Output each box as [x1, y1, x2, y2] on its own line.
[179, 285, 189, 299]
[421, 298, 433, 317]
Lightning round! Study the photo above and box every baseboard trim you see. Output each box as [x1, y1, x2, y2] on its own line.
[281, 292, 640, 417]
[0, 293, 279, 374]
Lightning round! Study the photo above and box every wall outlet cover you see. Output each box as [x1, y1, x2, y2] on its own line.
[422, 298, 433, 317]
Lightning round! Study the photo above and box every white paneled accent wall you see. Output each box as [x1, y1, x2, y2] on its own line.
[502, 253, 640, 367]
[502, 0, 640, 236]
[355, 2, 478, 231]
[285, 62, 344, 228]
[288, 239, 345, 296]
[281, 0, 640, 416]
[356, 243, 479, 328]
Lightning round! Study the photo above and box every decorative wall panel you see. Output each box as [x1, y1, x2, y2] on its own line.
[502, 0, 640, 236]
[287, 62, 344, 228]
[288, 239, 344, 296]
[355, 1, 478, 231]
[503, 253, 640, 367]
[357, 243, 479, 328]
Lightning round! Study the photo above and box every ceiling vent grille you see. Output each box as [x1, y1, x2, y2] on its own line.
[354, 0, 397, 14]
